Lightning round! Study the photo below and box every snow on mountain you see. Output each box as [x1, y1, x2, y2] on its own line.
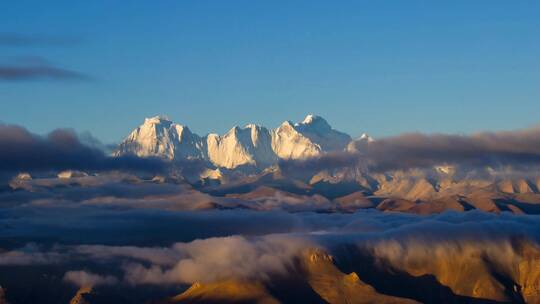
[271, 120, 322, 160]
[347, 133, 374, 153]
[115, 116, 206, 160]
[115, 114, 357, 169]
[207, 124, 277, 169]
[295, 114, 352, 150]
[272, 114, 351, 159]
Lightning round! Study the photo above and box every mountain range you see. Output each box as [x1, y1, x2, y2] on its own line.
[107, 114, 540, 216]
[2, 116, 540, 304]
[115, 114, 365, 169]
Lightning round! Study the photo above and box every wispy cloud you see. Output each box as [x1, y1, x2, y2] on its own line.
[63, 270, 118, 288]
[0, 63, 89, 81]
[0, 33, 89, 82]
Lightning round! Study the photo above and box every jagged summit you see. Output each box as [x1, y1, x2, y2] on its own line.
[145, 115, 172, 123]
[296, 114, 331, 129]
[299, 114, 324, 124]
[115, 116, 204, 160]
[207, 124, 276, 168]
[244, 123, 263, 129]
[347, 133, 375, 153]
[359, 133, 374, 142]
[115, 114, 359, 169]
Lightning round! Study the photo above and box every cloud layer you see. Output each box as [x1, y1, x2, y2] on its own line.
[280, 126, 540, 174]
[366, 127, 540, 171]
[0, 124, 166, 174]
[121, 235, 311, 285]
[1, 209, 538, 286]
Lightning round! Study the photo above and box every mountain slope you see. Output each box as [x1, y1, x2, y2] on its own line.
[302, 249, 418, 304]
[170, 280, 279, 304]
[169, 249, 419, 304]
[272, 115, 351, 160]
[207, 124, 277, 169]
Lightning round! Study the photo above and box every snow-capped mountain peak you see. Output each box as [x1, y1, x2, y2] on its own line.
[207, 124, 276, 169]
[299, 114, 319, 124]
[116, 114, 362, 169]
[144, 115, 171, 124]
[290, 114, 351, 152]
[297, 114, 328, 125]
[115, 116, 204, 160]
[359, 133, 374, 142]
[347, 133, 375, 153]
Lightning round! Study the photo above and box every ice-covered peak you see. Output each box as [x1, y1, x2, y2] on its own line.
[302, 114, 316, 124]
[359, 133, 374, 142]
[300, 114, 324, 125]
[295, 114, 332, 133]
[115, 116, 205, 160]
[299, 114, 327, 125]
[347, 133, 374, 153]
[117, 114, 357, 169]
[144, 115, 172, 125]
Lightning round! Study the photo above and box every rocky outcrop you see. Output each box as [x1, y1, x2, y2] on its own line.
[69, 286, 93, 304]
[170, 280, 279, 304]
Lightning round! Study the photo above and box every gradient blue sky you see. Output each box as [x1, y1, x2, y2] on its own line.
[1, 1, 539, 143]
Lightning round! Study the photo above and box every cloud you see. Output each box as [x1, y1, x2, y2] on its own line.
[279, 151, 360, 177]
[0, 63, 89, 81]
[365, 127, 540, 172]
[280, 126, 540, 174]
[1, 210, 539, 289]
[63, 270, 118, 288]
[0, 34, 88, 81]
[0, 243, 65, 265]
[0, 199, 305, 246]
[0, 124, 166, 174]
[122, 235, 312, 285]
[335, 213, 540, 302]
[67, 211, 540, 285]
[366, 237, 521, 278]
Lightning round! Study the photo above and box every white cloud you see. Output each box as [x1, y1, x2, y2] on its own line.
[63, 270, 118, 288]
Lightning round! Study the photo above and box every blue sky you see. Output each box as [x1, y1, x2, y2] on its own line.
[1, 1, 539, 143]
